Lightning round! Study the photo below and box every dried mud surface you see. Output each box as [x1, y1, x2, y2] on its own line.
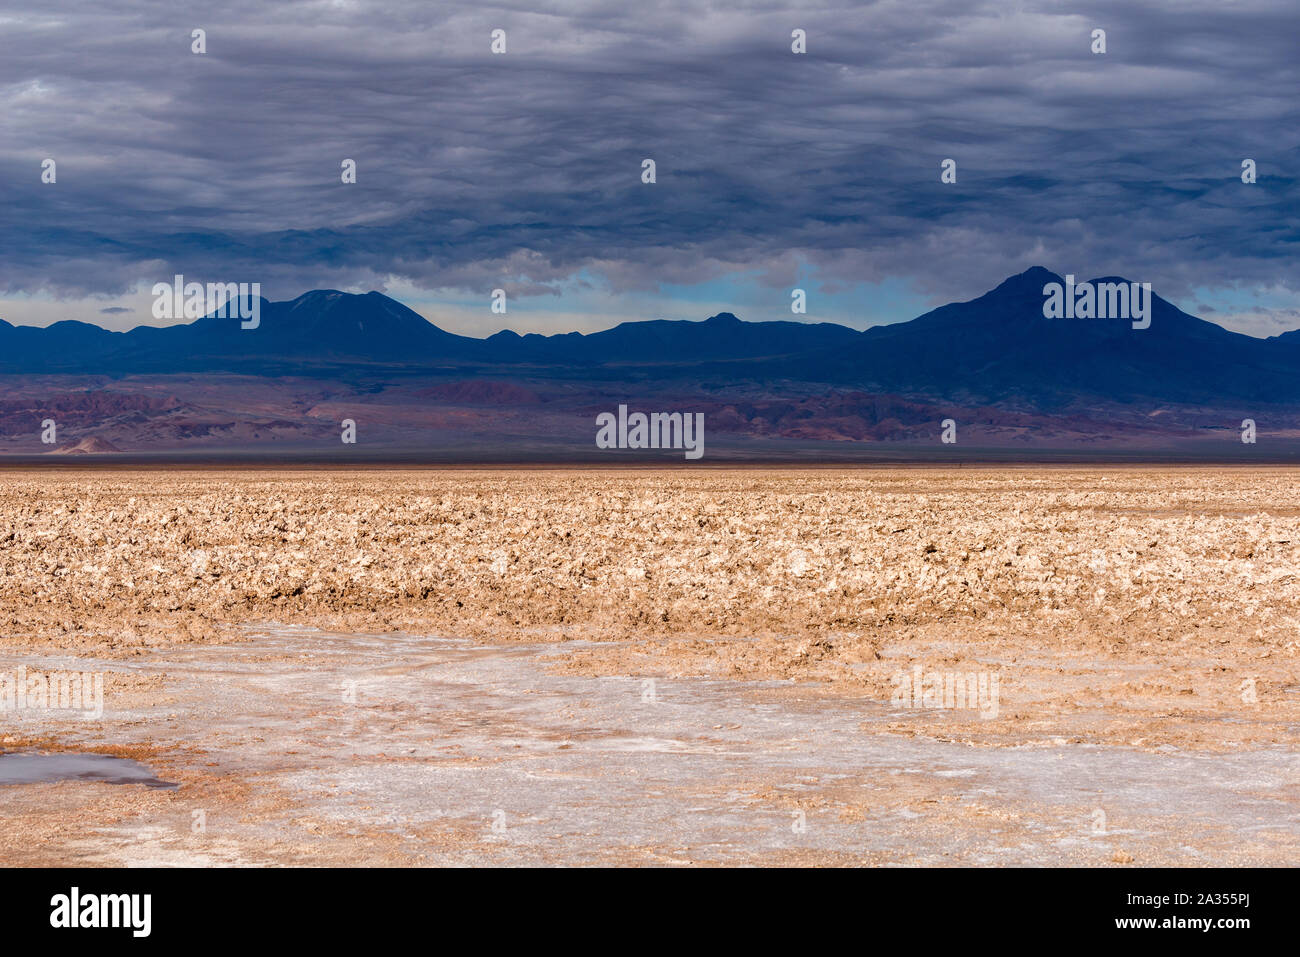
[1, 467, 1297, 865]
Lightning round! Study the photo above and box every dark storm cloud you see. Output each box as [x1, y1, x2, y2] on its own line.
[0, 0, 1295, 306]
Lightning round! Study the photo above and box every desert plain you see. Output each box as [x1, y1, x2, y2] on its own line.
[0, 466, 1296, 865]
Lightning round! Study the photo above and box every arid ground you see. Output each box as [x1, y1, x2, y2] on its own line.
[1, 467, 1297, 865]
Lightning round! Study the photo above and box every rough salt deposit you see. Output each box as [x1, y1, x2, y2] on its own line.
[0, 467, 1296, 864]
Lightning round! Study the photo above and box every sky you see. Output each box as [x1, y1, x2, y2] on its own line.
[0, 0, 1296, 338]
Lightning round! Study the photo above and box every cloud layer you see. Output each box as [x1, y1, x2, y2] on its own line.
[0, 0, 1296, 330]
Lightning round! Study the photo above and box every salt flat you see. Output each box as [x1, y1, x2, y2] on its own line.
[0, 468, 1296, 864]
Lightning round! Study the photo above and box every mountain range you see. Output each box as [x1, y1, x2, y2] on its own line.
[2, 267, 1298, 459]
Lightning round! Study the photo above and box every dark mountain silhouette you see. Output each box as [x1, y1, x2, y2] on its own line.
[770, 267, 1300, 405]
[93, 290, 472, 372]
[2, 267, 1297, 410]
[500, 311, 861, 364]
